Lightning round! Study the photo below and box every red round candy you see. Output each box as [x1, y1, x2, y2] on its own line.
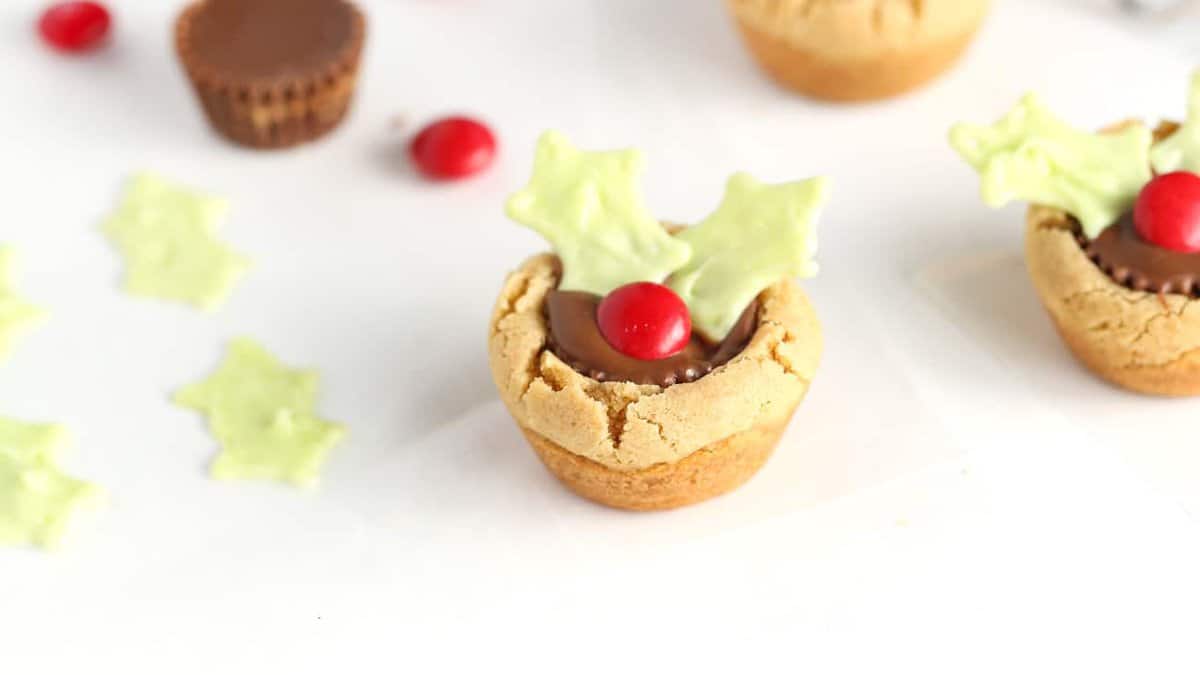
[38, 2, 111, 52]
[596, 282, 692, 361]
[409, 117, 496, 180]
[1134, 171, 1200, 253]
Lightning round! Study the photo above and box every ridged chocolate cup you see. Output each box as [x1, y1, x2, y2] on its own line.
[175, 0, 366, 149]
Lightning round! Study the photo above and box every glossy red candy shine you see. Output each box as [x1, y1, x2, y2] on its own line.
[39, 2, 111, 52]
[409, 117, 497, 180]
[1134, 171, 1200, 253]
[596, 282, 692, 361]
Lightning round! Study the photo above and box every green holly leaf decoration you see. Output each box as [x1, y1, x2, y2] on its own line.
[669, 173, 830, 341]
[175, 338, 345, 488]
[0, 247, 45, 363]
[103, 173, 251, 311]
[0, 418, 103, 549]
[950, 94, 1153, 239]
[1152, 71, 1200, 175]
[506, 131, 692, 296]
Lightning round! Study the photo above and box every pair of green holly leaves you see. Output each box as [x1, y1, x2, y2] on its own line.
[506, 131, 831, 342]
[951, 72, 1200, 240]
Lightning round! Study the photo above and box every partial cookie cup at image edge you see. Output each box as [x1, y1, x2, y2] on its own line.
[489, 254, 822, 511]
[1025, 205, 1200, 397]
[725, 0, 990, 102]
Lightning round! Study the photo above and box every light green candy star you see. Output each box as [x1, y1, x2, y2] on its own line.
[950, 94, 1153, 239]
[0, 418, 103, 549]
[506, 131, 692, 296]
[0, 247, 45, 363]
[669, 173, 830, 342]
[175, 338, 345, 488]
[1152, 71, 1200, 175]
[103, 173, 250, 311]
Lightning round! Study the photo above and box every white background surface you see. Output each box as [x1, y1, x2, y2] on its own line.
[5, 0, 1200, 671]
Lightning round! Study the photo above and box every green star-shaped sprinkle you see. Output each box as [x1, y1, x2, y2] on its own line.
[1152, 71, 1200, 175]
[175, 338, 345, 488]
[0, 247, 45, 363]
[506, 131, 692, 296]
[0, 418, 103, 549]
[102, 173, 250, 311]
[950, 94, 1153, 239]
[668, 173, 830, 342]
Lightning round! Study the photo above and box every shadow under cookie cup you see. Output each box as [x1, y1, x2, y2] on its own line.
[488, 253, 822, 511]
[1025, 204, 1200, 397]
[725, 0, 989, 102]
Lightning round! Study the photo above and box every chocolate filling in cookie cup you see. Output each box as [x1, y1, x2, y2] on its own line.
[175, 0, 366, 149]
[725, 0, 990, 102]
[488, 253, 822, 511]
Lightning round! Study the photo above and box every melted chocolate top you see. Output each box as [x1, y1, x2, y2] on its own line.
[184, 0, 359, 80]
[545, 291, 759, 387]
[1079, 211, 1200, 296]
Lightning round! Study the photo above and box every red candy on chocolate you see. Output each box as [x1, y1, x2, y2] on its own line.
[38, 1, 110, 52]
[596, 282, 691, 361]
[410, 117, 496, 180]
[1134, 171, 1200, 253]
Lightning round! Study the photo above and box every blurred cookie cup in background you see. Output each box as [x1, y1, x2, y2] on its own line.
[726, 0, 989, 102]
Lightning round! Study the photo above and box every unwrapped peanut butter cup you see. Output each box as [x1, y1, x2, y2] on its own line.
[175, 0, 366, 149]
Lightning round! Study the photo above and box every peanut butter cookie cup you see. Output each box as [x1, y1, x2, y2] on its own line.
[952, 74, 1200, 396]
[490, 132, 830, 509]
[726, 0, 989, 102]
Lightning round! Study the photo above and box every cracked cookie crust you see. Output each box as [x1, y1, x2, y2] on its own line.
[1026, 204, 1200, 396]
[488, 254, 821, 508]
